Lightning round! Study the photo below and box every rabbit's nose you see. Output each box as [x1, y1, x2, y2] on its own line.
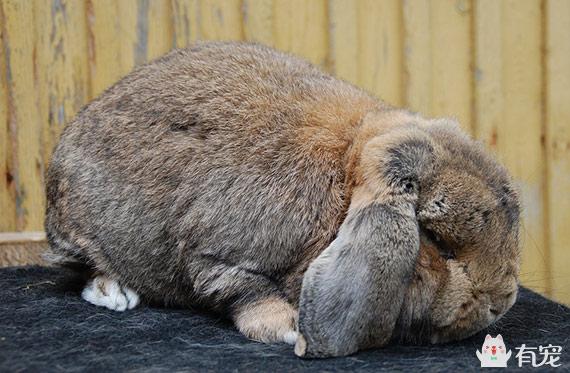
[489, 287, 518, 317]
[488, 294, 517, 321]
[487, 302, 505, 319]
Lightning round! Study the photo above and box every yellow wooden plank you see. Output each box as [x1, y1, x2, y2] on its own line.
[116, 0, 144, 67]
[0, 232, 48, 267]
[430, 0, 472, 133]
[1, 0, 44, 231]
[357, 0, 403, 106]
[501, 0, 548, 297]
[243, 0, 275, 46]
[546, 0, 570, 305]
[273, 0, 328, 68]
[88, 0, 121, 97]
[402, 0, 432, 115]
[328, 0, 358, 85]
[147, 0, 174, 60]
[172, 0, 200, 48]
[0, 231, 46, 243]
[90, 0, 172, 94]
[34, 0, 90, 172]
[0, 1, 17, 231]
[115, 0, 173, 66]
[473, 0, 549, 297]
[473, 0, 502, 152]
[199, 0, 244, 41]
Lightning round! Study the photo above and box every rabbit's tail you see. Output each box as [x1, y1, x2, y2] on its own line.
[43, 222, 93, 273]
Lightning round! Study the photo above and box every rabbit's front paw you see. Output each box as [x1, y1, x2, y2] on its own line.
[233, 296, 298, 344]
[82, 275, 140, 312]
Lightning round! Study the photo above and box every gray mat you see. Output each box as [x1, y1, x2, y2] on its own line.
[1, 266, 568, 372]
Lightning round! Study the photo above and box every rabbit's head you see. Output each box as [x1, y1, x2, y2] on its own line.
[417, 120, 520, 344]
[296, 110, 521, 357]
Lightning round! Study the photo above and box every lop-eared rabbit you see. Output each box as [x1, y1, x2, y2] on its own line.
[46, 42, 520, 358]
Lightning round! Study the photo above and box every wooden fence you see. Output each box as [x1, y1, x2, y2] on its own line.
[0, 0, 569, 305]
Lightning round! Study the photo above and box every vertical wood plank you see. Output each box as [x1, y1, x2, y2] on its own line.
[502, 0, 548, 296]
[90, 0, 172, 94]
[430, 0, 473, 133]
[0, 0, 17, 231]
[474, 0, 549, 297]
[89, 0, 173, 94]
[357, 0, 403, 106]
[172, 0, 200, 48]
[88, 0, 124, 97]
[273, 0, 328, 68]
[328, 0, 358, 85]
[115, 0, 145, 68]
[34, 0, 90, 172]
[243, 0, 274, 46]
[473, 0, 502, 152]
[199, 0, 243, 41]
[546, 0, 570, 305]
[146, 0, 174, 60]
[0, 0, 44, 231]
[403, 0, 432, 115]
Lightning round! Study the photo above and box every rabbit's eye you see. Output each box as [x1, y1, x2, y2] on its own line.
[401, 177, 417, 194]
[438, 247, 455, 260]
[422, 227, 456, 260]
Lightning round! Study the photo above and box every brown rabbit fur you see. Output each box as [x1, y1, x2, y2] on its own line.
[45, 42, 520, 357]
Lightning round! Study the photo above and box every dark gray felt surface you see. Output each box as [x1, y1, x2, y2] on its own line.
[0, 266, 568, 372]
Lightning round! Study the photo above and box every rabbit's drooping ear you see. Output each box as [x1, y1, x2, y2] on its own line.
[296, 125, 436, 358]
[295, 197, 419, 357]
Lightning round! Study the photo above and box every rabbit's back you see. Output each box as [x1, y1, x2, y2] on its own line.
[46, 42, 379, 305]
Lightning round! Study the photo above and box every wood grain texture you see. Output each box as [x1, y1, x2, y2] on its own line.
[404, 0, 472, 133]
[88, 0, 172, 93]
[172, 0, 200, 48]
[199, 0, 243, 41]
[34, 0, 90, 176]
[243, 0, 274, 46]
[357, 0, 403, 106]
[1, 0, 44, 231]
[473, 0, 502, 152]
[430, 0, 473, 133]
[503, 0, 548, 297]
[273, 0, 328, 68]
[146, 0, 174, 60]
[87, 0, 129, 97]
[0, 0, 17, 232]
[403, 0, 432, 115]
[328, 0, 358, 84]
[0, 232, 48, 266]
[545, 0, 570, 305]
[474, 0, 549, 298]
[0, 0, 567, 304]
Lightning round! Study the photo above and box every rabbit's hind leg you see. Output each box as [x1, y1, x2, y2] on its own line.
[190, 255, 298, 344]
[233, 296, 299, 345]
[81, 275, 140, 312]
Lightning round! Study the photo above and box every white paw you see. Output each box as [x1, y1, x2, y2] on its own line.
[282, 330, 299, 345]
[82, 275, 140, 312]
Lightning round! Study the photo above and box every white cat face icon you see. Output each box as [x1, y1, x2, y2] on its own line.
[476, 334, 512, 368]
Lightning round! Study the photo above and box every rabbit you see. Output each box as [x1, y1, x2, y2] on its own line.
[45, 41, 521, 358]
[295, 112, 521, 357]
